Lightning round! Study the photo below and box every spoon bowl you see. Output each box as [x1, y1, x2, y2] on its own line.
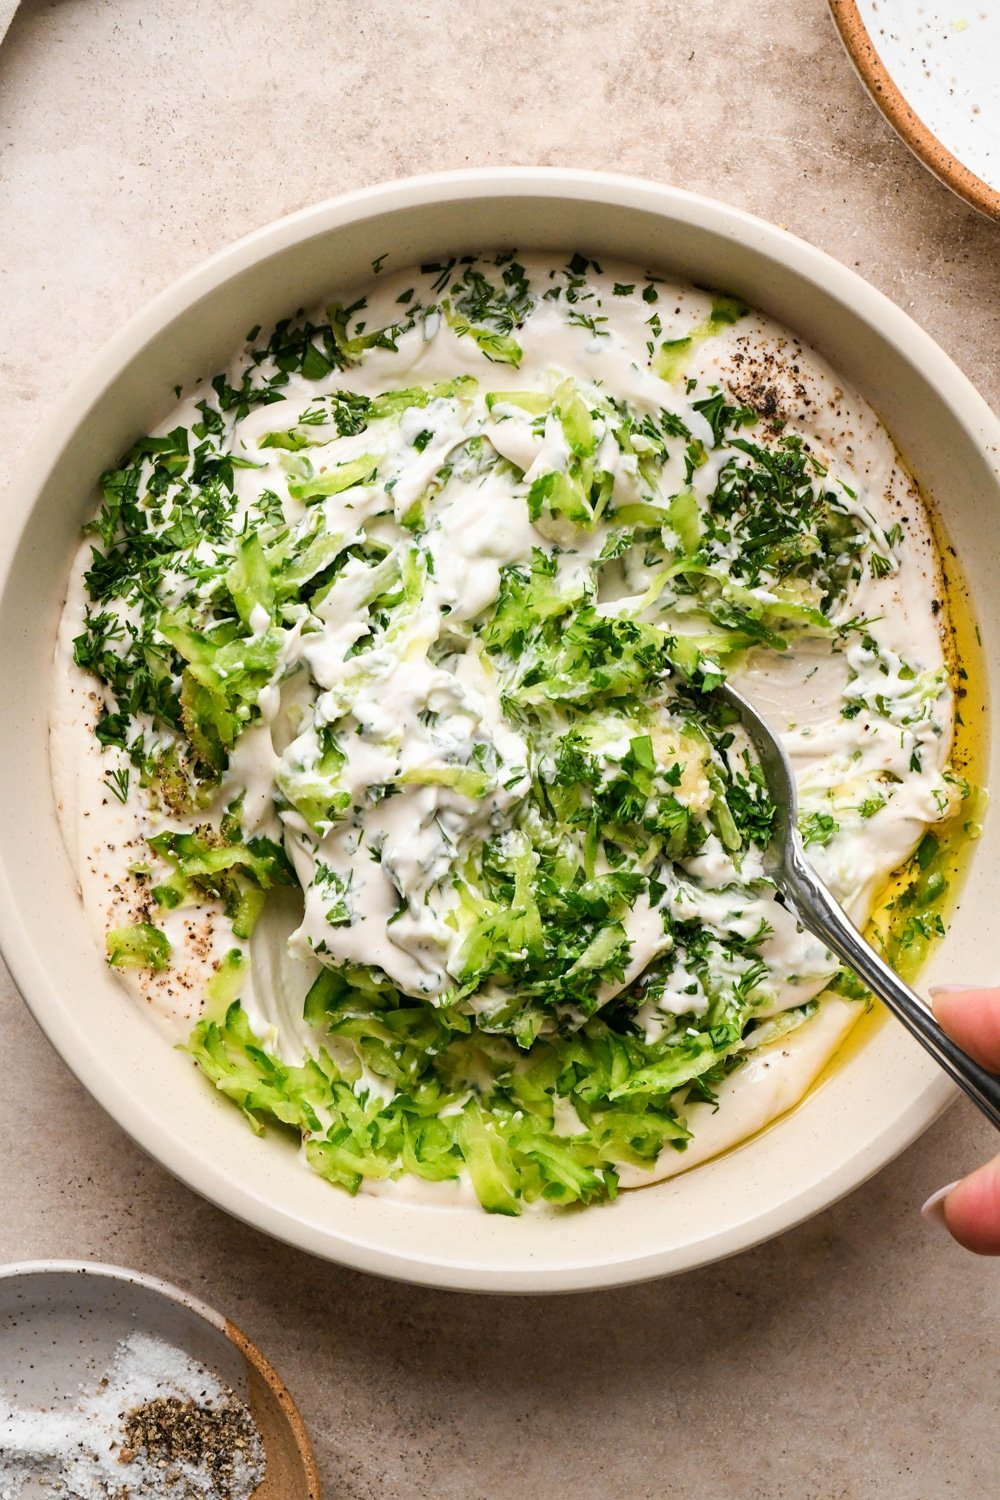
[716, 679, 1000, 1131]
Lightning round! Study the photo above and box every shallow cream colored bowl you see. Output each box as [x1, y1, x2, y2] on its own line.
[1, 170, 997, 1293]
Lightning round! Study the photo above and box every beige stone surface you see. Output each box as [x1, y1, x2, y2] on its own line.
[1, 2, 998, 1496]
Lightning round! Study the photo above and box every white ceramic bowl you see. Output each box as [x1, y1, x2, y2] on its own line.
[1, 170, 997, 1292]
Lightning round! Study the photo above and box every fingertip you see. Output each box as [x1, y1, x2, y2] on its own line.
[940, 1158, 1000, 1255]
[930, 985, 1000, 1072]
[920, 1180, 959, 1225]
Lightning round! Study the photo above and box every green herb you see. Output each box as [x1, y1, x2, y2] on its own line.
[800, 811, 839, 847]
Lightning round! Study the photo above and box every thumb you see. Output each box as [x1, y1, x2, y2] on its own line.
[930, 1157, 1000, 1255]
[924, 987, 1000, 1253]
[930, 985, 1000, 1071]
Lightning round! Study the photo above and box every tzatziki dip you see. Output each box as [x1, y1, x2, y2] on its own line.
[52, 252, 971, 1214]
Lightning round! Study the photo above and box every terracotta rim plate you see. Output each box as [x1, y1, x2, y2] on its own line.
[829, 0, 1000, 221]
[0, 170, 997, 1292]
[0, 1259, 322, 1497]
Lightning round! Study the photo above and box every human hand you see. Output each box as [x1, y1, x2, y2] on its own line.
[921, 986, 1000, 1253]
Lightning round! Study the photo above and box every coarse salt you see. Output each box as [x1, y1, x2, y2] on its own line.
[0, 1331, 264, 1499]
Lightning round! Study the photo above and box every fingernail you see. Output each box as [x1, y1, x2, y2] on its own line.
[928, 985, 976, 997]
[921, 1181, 960, 1225]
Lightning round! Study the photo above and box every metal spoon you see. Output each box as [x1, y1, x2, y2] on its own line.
[715, 679, 1000, 1130]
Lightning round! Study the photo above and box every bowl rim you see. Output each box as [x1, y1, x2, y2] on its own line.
[0, 1258, 322, 1495]
[0, 1255, 248, 1324]
[3, 167, 998, 1293]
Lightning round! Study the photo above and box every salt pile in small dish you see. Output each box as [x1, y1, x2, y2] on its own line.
[0, 1330, 265, 1499]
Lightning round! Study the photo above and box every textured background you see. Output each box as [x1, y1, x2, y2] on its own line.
[1, 3, 997, 1496]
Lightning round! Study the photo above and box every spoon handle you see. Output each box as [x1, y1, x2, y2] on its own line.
[778, 835, 1000, 1132]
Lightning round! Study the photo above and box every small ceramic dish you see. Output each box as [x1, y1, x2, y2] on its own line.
[0, 1260, 321, 1498]
[830, 0, 1000, 220]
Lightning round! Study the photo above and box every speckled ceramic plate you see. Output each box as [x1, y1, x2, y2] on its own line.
[0, 1261, 321, 1497]
[830, 1, 1000, 220]
[0, 170, 998, 1293]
